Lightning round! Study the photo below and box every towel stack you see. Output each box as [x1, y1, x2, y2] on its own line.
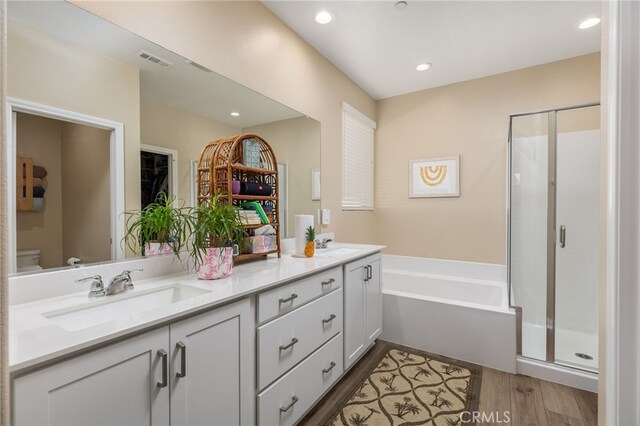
[32, 165, 48, 211]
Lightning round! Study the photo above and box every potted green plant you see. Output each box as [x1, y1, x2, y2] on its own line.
[189, 193, 245, 280]
[123, 193, 191, 257]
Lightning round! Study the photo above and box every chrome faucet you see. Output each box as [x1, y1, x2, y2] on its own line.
[76, 269, 143, 297]
[315, 238, 333, 249]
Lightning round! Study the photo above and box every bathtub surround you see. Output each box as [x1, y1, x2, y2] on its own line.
[376, 53, 600, 264]
[381, 255, 516, 373]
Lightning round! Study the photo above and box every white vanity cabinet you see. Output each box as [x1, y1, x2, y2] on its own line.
[344, 253, 383, 370]
[13, 327, 171, 426]
[256, 266, 344, 426]
[12, 299, 253, 426]
[170, 299, 253, 426]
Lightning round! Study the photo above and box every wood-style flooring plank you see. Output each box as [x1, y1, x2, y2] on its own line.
[510, 375, 549, 426]
[539, 380, 582, 419]
[477, 368, 512, 426]
[571, 388, 598, 426]
[546, 410, 585, 426]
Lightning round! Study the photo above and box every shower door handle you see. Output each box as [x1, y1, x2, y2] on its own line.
[559, 225, 566, 248]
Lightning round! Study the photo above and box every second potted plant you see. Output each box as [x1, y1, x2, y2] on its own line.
[123, 193, 191, 257]
[189, 193, 245, 280]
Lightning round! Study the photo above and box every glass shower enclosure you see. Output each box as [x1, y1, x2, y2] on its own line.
[508, 103, 600, 372]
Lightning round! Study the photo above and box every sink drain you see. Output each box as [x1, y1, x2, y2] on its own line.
[575, 352, 593, 360]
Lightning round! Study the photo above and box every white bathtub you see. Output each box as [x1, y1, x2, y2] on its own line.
[381, 255, 517, 373]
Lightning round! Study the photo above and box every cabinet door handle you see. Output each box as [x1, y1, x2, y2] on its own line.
[367, 265, 373, 280]
[322, 314, 336, 324]
[279, 337, 299, 351]
[176, 341, 186, 378]
[364, 266, 369, 282]
[279, 293, 298, 305]
[279, 395, 299, 413]
[322, 361, 337, 374]
[157, 349, 168, 388]
[321, 278, 335, 288]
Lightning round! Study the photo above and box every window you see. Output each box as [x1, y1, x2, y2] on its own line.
[342, 102, 376, 210]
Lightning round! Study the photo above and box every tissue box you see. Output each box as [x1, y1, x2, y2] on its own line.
[244, 235, 277, 254]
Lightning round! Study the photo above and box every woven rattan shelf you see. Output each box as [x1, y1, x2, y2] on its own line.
[197, 133, 281, 262]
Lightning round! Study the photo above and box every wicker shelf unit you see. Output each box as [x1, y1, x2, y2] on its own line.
[197, 133, 281, 262]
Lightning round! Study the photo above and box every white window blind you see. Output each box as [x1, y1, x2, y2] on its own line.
[342, 102, 376, 210]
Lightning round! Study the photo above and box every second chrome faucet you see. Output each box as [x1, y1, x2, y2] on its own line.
[76, 269, 144, 297]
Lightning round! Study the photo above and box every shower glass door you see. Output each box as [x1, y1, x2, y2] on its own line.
[510, 112, 550, 363]
[509, 104, 599, 372]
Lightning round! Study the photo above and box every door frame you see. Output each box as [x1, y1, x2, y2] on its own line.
[5, 98, 125, 272]
[140, 144, 178, 202]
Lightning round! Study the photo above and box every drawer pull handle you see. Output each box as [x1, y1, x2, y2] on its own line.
[321, 278, 335, 287]
[322, 361, 337, 374]
[176, 341, 186, 378]
[280, 395, 299, 413]
[279, 293, 298, 305]
[279, 337, 299, 351]
[322, 314, 336, 324]
[157, 349, 168, 388]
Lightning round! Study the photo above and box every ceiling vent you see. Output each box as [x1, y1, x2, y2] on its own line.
[185, 60, 212, 73]
[136, 50, 173, 68]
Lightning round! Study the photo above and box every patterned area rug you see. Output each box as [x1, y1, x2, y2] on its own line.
[326, 343, 482, 425]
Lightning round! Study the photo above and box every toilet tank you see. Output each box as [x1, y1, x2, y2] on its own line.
[17, 249, 42, 270]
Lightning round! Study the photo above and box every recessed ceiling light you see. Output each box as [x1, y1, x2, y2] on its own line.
[230, 112, 240, 117]
[416, 63, 432, 71]
[315, 10, 334, 24]
[578, 17, 601, 29]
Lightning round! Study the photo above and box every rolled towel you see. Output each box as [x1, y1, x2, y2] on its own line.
[33, 165, 48, 179]
[33, 177, 47, 188]
[33, 187, 46, 198]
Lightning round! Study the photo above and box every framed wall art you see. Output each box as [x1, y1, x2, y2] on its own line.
[409, 156, 460, 198]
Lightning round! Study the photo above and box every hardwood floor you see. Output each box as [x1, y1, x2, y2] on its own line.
[300, 342, 597, 426]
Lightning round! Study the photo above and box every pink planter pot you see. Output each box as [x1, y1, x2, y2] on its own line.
[144, 242, 174, 256]
[195, 247, 233, 280]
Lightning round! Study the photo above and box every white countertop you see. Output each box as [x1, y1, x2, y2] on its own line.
[9, 244, 384, 374]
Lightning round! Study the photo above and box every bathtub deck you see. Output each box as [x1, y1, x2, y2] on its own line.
[300, 340, 597, 426]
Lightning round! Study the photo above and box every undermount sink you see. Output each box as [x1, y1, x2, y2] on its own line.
[43, 284, 210, 331]
[316, 247, 361, 257]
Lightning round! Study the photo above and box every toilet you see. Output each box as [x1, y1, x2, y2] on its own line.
[17, 249, 43, 272]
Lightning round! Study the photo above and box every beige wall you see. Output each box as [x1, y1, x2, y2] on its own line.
[15, 113, 64, 269]
[243, 117, 321, 237]
[7, 20, 141, 214]
[140, 99, 240, 205]
[375, 53, 600, 264]
[60, 122, 111, 264]
[73, 0, 377, 243]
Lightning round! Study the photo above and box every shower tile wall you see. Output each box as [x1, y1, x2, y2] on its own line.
[555, 129, 599, 369]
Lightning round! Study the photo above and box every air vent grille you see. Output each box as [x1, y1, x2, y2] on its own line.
[136, 50, 172, 68]
[185, 60, 212, 73]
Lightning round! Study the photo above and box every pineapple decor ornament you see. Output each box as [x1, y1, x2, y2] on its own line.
[304, 225, 316, 257]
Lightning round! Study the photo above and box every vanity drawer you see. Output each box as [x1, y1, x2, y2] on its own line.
[257, 288, 343, 389]
[257, 266, 342, 323]
[257, 333, 343, 426]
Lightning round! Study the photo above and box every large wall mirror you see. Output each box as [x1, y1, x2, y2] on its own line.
[6, 1, 321, 274]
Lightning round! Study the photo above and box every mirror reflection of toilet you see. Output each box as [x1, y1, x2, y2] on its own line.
[16, 249, 42, 273]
